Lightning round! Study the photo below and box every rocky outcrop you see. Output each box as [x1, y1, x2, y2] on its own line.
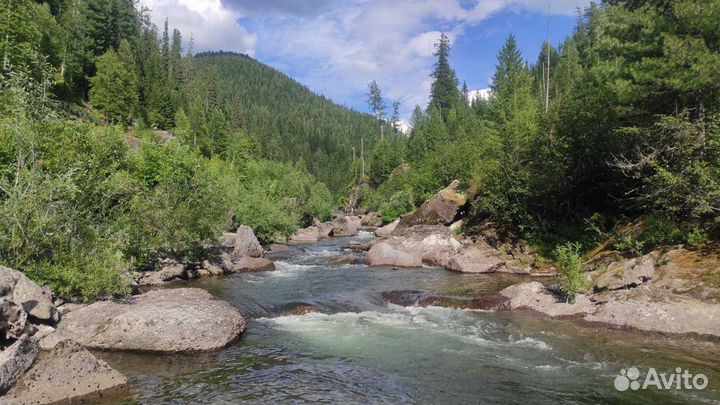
[1, 340, 127, 405]
[0, 300, 27, 341]
[137, 259, 186, 286]
[499, 282, 595, 317]
[396, 180, 467, 229]
[367, 242, 422, 267]
[383, 290, 509, 310]
[584, 294, 720, 337]
[331, 216, 362, 237]
[594, 252, 657, 291]
[374, 219, 399, 238]
[314, 219, 335, 238]
[228, 256, 276, 273]
[58, 288, 246, 353]
[0, 334, 38, 395]
[0, 266, 57, 322]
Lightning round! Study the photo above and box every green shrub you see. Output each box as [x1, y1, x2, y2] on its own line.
[686, 228, 709, 248]
[378, 189, 415, 222]
[553, 242, 589, 301]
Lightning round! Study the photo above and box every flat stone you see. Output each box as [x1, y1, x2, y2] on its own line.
[1, 340, 127, 405]
[58, 288, 246, 353]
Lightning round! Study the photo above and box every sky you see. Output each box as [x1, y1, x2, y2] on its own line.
[137, 0, 592, 124]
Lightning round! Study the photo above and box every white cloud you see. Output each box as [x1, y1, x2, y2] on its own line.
[468, 88, 492, 103]
[242, 0, 589, 119]
[137, 0, 257, 56]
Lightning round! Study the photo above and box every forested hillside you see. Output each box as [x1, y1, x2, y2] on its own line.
[0, 0, 373, 299]
[193, 53, 381, 192]
[361, 1, 720, 258]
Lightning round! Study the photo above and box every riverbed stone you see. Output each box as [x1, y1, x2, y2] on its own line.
[0, 266, 57, 322]
[374, 219, 399, 238]
[58, 288, 246, 353]
[232, 225, 264, 257]
[367, 241, 423, 268]
[331, 216, 363, 237]
[328, 255, 360, 266]
[446, 245, 506, 273]
[289, 226, 321, 244]
[0, 334, 38, 395]
[1, 340, 127, 405]
[228, 256, 276, 273]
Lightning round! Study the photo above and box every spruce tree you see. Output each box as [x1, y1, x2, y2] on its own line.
[89, 39, 138, 124]
[429, 33, 459, 120]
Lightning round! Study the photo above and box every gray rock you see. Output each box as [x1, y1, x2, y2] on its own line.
[367, 241, 423, 268]
[584, 295, 720, 337]
[0, 266, 57, 322]
[313, 219, 335, 238]
[232, 225, 264, 257]
[499, 282, 595, 317]
[374, 219, 399, 238]
[0, 334, 38, 395]
[361, 212, 383, 227]
[289, 226, 320, 244]
[447, 245, 506, 273]
[0, 300, 27, 341]
[1, 340, 127, 405]
[199, 260, 226, 277]
[594, 253, 656, 291]
[58, 288, 246, 353]
[138, 259, 186, 286]
[328, 255, 359, 266]
[227, 256, 276, 273]
[397, 180, 467, 229]
[38, 331, 65, 351]
[331, 216, 362, 237]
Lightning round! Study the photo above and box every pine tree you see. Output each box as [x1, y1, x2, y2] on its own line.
[0, 0, 42, 75]
[391, 101, 401, 133]
[366, 80, 386, 139]
[491, 35, 525, 98]
[429, 33, 459, 120]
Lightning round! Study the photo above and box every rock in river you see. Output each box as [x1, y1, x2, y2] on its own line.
[0, 266, 57, 322]
[58, 288, 246, 353]
[1, 340, 127, 405]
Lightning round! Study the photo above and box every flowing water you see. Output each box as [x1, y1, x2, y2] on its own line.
[95, 233, 720, 405]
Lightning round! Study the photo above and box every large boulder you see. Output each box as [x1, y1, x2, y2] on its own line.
[289, 226, 321, 244]
[397, 180, 467, 229]
[137, 259, 186, 286]
[367, 242, 423, 268]
[313, 219, 335, 238]
[499, 282, 595, 317]
[58, 288, 246, 353]
[0, 334, 38, 395]
[232, 225, 264, 257]
[1, 340, 127, 405]
[446, 245, 507, 273]
[331, 216, 363, 237]
[0, 266, 57, 322]
[228, 256, 275, 273]
[374, 219, 399, 238]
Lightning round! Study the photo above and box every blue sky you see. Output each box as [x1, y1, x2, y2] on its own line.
[138, 0, 590, 123]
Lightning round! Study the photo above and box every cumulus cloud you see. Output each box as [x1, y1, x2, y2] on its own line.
[139, 0, 590, 118]
[137, 0, 257, 55]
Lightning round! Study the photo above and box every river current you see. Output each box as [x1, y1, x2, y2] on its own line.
[94, 233, 720, 405]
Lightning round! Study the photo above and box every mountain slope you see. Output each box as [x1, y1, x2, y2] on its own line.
[194, 52, 380, 192]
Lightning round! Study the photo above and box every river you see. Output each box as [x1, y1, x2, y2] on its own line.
[94, 233, 720, 404]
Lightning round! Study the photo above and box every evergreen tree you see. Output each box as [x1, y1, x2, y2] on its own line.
[391, 101, 401, 133]
[429, 33, 459, 120]
[0, 0, 42, 75]
[89, 39, 138, 124]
